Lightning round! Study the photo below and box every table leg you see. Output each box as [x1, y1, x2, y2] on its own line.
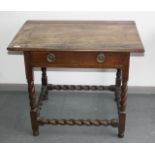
[24, 52, 39, 136]
[41, 67, 48, 100]
[115, 69, 121, 103]
[118, 66, 129, 138]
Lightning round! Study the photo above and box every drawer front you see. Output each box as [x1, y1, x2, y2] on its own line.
[31, 51, 129, 68]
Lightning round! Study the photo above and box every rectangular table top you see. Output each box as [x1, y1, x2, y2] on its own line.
[7, 20, 144, 53]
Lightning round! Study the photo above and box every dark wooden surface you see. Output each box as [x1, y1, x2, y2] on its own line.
[7, 20, 144, 53]
[7, 20, 144, 138]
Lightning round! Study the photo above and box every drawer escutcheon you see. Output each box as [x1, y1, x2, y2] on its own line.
[47, 53, 56, 62]
[96, 53, 105, 63]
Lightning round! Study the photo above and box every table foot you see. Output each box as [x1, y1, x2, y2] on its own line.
[118, 132, 124, 138]
[33, 130, 39, 136]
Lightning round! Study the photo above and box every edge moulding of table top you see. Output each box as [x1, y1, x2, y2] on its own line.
[7, 20, 144, 138]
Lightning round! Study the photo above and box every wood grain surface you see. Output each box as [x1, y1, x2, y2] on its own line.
[7, 20, 144, 53]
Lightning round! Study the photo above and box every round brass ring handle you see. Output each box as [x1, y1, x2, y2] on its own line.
[96, 53, 105, 63]
[47, 53, 56, 62]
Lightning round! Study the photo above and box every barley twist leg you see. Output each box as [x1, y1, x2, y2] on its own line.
[41, 67, 48, 100]
[24, 52, 39, 136]
[118, 69, 128, 138]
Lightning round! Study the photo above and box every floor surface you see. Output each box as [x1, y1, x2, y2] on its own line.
[0, 91, 155, 143]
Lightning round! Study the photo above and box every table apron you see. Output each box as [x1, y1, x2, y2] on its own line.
[30, 51, 130, 68]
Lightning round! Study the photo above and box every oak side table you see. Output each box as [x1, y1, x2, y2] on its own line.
[7, 20, 144, 138]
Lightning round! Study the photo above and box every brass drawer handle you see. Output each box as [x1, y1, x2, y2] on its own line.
[96, 53, 105, 63]
[47, 53, 56, 62]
